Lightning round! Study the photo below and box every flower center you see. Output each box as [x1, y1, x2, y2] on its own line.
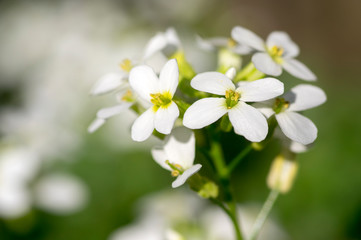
[166, 160, 184, 177]
[272, 97, 290, 114]
[150, 92, 172, 111]
[227, 38, 237, 48]
[268, 46, 284, 64]
[121, 90, 134, 102]
[225, 90, 240, 109]
[119, 59, 133, 72]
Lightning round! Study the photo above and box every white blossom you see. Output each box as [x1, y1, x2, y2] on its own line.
[151, 127, 201, 188]
[183, 69, 284, 142]
[196, 35, 251, 55]
[255, 84, 326, 144]
[129, 59, 180, 142]
[231, 26, 316, 81]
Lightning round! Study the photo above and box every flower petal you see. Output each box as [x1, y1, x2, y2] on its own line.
[163, 127, 195, 169]
[87, 118, 105, 133]
[282, 58, 316, 81]
[276, 111, 317, 145]
[285, 84, 327, 111]
[143, 32, 167, 60]
[154, 101, 179, 135]
[253, 100, 275, 118]
[164, 27, 181, 48]
[90, 73, 125, 95]
[228, 102, 268, 142]
[225, 67, 236, 79]
[191, 72, 235, 95]
[172, 164, 202, 188]
[183, 98, 227, 129]
[129, 65, 159, 101]
[159, 59, 179, 95]
[266, 31, 299, 58]
[96, 103, 132, 119]
[237, 78, 284, 102]
[151, 147, 171, 171]
[231, 26, 266, 51]
[131, 108, 155, 142]
[252, 52, 282, 76]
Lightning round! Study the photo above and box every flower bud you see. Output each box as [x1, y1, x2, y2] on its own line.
[267, 155, 298, 193]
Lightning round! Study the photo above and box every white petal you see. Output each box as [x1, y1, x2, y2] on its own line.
[191, 72, 235, 95]
[143, 32, 167, 60]
[282, 58, 316, 81]
[183, 98, 227, 129]
[196, 36, 229, 51]
[231, 26, 266, 51]
[266, 31, 299, 58]
[228, 102, 268, 142]
[151, 147, 171, 170]
[285, 84, 327, 111]
[252, 52, 282, 76]
[237, 78, 284, 102]
[232, 44, 253, 55]
[96, 103, 132, 119]
[154, 101, 179, 134]
[276, 111, 317, 145]
[131, 108, 155, 142]
[165, 28, 181, 48]
[290, 141, 310, 153]
[253, 101, 275, 118]
[129, 65, 159, 101]
[87, 118, 105, 133]
[163, 127, 195, 169]
[225, 67, 236, 79]
[90, 73, 125, 95]
[159, 59, 179, 95]
[172, 164, 202, 188]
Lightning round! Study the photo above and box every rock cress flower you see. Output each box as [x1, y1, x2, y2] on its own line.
[183, 70, 284, 142]
[129, 59, 180, 142]
[255, 84, 326, 144]
[231, 26, 316, 81]
[151, 127, 201, 188]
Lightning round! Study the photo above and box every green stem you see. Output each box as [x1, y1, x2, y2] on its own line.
[210, 141, 228, 178]
[211, 199, 243, 240]
[234, 62, 256, 82]
[249, 189, 280, 240]
[227, 144, 253, 175]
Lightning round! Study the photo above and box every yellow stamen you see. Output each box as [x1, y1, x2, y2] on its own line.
[227, 38, 237, 48]
[150, 92, 172, 111]
[225, 90, 240, 109]
[121, 90, 134, 102]
[119, 59, 132, 72]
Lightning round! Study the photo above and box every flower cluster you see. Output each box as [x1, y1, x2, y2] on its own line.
[89, 26, 326, 239]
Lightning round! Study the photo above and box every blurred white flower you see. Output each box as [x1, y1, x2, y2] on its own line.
[0, 147, 40, 219]
[151, 127, 201, 188]
[183, 70, 284, 142]
[196, 35, 251, 55]
[255, 84, 326, 144]
[34, 173, 88, 215]
[232, 26, 316, 81]
[143, 28, 182, 60]
[129, 59, 180, 142]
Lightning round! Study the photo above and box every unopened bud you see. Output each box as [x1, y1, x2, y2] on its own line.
[267, 155, 298, 193]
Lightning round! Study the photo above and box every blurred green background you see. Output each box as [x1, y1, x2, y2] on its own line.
[0, 0, 360, 239]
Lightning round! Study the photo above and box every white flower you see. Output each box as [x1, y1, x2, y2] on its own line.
[255, 84, 326, 144]
[183, 69, 284, 142]
[88, 59, 137, 133]
[129, 59, 180, 142]
[231, 26, 316, 81]
[196, 35, 251, 55]
[151, 127, 201, 188]
[34, 173, 88, 215]
[143, 28, 181, 60]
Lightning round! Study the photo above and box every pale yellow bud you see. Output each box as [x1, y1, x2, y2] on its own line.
[267, 155, 298, 193]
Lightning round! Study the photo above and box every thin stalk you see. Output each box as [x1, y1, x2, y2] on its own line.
[249, 189, 280, 240]
[227, 144, 253, 175]
[210, 199, 243, 240]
